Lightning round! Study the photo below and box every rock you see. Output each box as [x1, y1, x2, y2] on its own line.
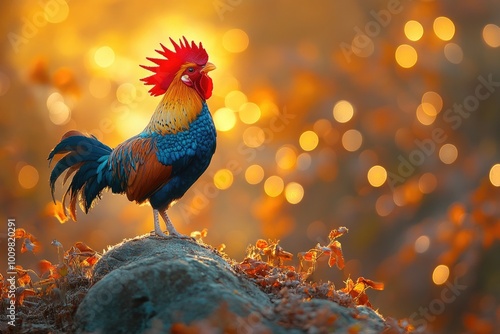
[74, 235, 388, 333]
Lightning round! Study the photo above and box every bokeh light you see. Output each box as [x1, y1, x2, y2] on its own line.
[284, 182, 304, 204]
[94, 46, 115, 68]
[416, 103, 436, 125]
[404, 20, 424, 41]
[276, 146, 297, 170]
[439, 144, 458, 164]
[414, 235, 430, 253]
[264, 176, 284, 197]
[296, 153, 312, 171]
[489, 164, 500, 187]
[375, 194, 394, 217]
[245, 164, 264, 185]
[44, 0, 69, 23]
[116, 83, 137, 104]
[299, 130, 319, 151]
[47, 92, 71, 125]
[222, 29, 249, 53]
[367, 165, 387, 187]
[333, 100, 354, 123]
[239, 102, 261, 124]
[444, 43, 464, 64]
[433, 16, 455, 41]
[432, 264, 450, 285]
[342, 129, 363, 152]
[418, 173, 438, 194]
[421, 91, 443, 114]
[225, 90, 247, 111]
[213, 169, 234, 190]
[18, 165, 39, 189]
[243, 126, 266, 148]
[482, 24, 500, 48]
[395, 44, 418, 69]
[213, 107, 237, 132]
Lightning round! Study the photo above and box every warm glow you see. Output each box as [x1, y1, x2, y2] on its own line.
[351, 36, 375, 58]
[439, 144, 458, 164]
[333, 100, 354, 123]
[116, 83, 137, 104]
[242, 126, 265, 148]
[225, 90, 248, 111]
[416, 103, 436, 125]
[94, 46, 115, 68]
[239, 102, 261, 124]
[483, 24, 500, 48]
[222, 28, 249, 53]
[375, 194, 394, 217]
[299, 130, 319, 151]
[432, 264, 450, 285]
[404, 20, 424, 41]
[395, 44, 418, 69]
[276, 146, 297, 170]
[264, 176, 284, 197]
[420, 102, 438, 117]
[213, 169, 234, 190]
[18, 165, 39, 189]
[285, 182, 304, 204]
[89, 77, 111, 99]
[421, 91, 443, 114]
[489, 164, 500, 187]
[245, 164, 264, 185]
[296, 153, 312, 171]
[46, 92, 71, 125]
[213, 107, 237, 132]
[367, 165, 387, 187]
[0, 71, 10, 96]
[433, 17, 455, 41]
[342, 129, 363, 152]
[414, 235, 430, 253]
[419, 173, 437, 194]
[48, 100, 71, 125]
[444, 43, 463, 64]
[44, 0, 69, 23]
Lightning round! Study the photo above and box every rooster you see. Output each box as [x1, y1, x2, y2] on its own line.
[48, 37, 217, 238]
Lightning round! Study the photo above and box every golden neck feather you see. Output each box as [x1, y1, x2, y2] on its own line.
[146, 72, 203, 135]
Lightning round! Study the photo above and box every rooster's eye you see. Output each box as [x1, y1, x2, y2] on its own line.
[188, 67, 194, 73]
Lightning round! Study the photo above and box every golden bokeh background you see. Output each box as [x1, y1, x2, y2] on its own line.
[1, 0, 500, 332]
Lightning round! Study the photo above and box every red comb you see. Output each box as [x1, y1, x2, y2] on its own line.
[140, 37, 209, 96]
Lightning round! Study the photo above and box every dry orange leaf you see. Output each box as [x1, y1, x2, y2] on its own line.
[256, 239, 268, 249]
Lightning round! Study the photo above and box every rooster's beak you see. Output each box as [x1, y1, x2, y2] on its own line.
[201, 62, 216, 73]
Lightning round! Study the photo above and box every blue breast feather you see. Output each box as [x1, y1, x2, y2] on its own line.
[146, 102, 217, 209]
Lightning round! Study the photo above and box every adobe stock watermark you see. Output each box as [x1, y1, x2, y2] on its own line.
[339, 0, 410, 63]
[6, 218, 17, 327]
[8, 0, 70, 54]
[213, 0, 244, 20]
[176, 105, 296, 224]
[387, 73, 500, 190]
[409, 276, 467, 330]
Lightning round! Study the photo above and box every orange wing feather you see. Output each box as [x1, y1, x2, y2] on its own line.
[111, 137, 172, 203]
[126, 152, 172, 203]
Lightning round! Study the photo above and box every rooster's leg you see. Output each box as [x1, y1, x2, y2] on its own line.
[152, 209, 169, 238]
[158, 210, 184, 237]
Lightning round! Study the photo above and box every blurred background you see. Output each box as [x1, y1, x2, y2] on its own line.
[1, 0, 500, 332]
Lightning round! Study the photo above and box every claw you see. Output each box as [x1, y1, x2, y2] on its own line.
[152, 209, 193, 240]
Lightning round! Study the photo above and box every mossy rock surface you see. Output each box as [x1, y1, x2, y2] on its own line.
[74, 236, 386, 333]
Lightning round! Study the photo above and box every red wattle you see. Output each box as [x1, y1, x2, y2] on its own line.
[195, 74, 213, 100]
